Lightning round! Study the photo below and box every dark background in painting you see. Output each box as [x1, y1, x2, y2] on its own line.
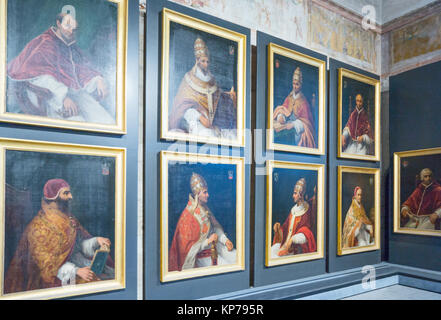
[271, 168, 318, 242]
[168, 21, 238, 111]
[4, 150, 116, 271]
[341, 76, 375, 146]
[273, 53, 319, 146]
[6, 0, 118, 115]
[341, 172, 376, 232]
[399, 154, 441, 208]
[168, 162, 237, 247]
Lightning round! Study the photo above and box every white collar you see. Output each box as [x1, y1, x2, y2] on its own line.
[292, 91, 301, 99]
[290, 201, 309, 217]
[194, 66, 213, 82]
[356, 106, 364, 114]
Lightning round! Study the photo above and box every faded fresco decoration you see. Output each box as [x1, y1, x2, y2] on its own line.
[391, 12, 441, 65]
[309, 3, 378, 70]
[169, 0, 308, 47]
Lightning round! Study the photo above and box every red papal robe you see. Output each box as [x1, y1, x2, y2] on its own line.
[273, 200, 317, 255]
[273, 91, 316, 148]
[7, 27, 100, 115]
[4, 201, 102, 294]
[169, 198, 215, 272]
[344, 108, 373, 141]
[401, 181, 441, 229]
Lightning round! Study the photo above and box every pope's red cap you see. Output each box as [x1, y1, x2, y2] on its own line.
[43, 179, 70, 200]
[353, 186, 361, 197]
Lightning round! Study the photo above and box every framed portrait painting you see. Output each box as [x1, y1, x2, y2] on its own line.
[265, 160, 324, 267]
[267, 43, 326, 155]
[394, 148, 441, 237]
[337, 166, 380, 256]
[0, 0, 127, 134]
[160, 151, 245, 282]
[0, 138, 125, 300]
[338, 68, 380, 161]
[161, 8, 246, 147]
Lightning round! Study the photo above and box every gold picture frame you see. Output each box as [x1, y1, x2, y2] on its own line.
[265, 160, 325, 267]
[394, 147, 441, 237]
[0, 138, 126, 300]
[0, 0, 128, 134]
[160, 151, 245, 282]
[337, 166, 380, 256]
[267, 42, 326, 155]
[338, 68, 381, 161]
[161, 8, 247, 147]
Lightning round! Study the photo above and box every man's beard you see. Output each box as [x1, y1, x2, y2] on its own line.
[60, 31, 75, 43]
[56, 198, 71, 213]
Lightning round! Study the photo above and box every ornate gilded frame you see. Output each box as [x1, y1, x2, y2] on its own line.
[337, 166, 381, 256]
[160, 8, 247, 147]
[394, 147, 441, 237]
[0, 0, 128, 134]
[265, 160, 325, 267]
[0, 138, 126, 300]
[267, 42, 326, 155]
[337, 68, 381, 161]
[160, 151, 245, 282]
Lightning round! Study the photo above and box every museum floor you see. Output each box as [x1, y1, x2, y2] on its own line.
[342, 285, 441, 300]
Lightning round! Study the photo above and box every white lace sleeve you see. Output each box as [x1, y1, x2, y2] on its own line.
[81, 237, 99, 258]
[57, 262, 78, 284]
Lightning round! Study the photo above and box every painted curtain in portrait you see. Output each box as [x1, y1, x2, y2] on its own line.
[160, 151, 245, 282]
[267, 43, 326, 155]
[1, 0, 127, 133]
[338, 167, 380, 255]
[338, 68, 380, 161]
[394, 148, 441, 237]
[0, 139, 125, 300]
[266, 161, 324, 267]
[161, 8, 246, 147]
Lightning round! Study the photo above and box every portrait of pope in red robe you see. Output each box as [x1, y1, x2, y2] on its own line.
[5, 0, 119, 127]
[396, 151, 441, 236]
[272, 54, 320, 150]
[270, 168, 319, 260]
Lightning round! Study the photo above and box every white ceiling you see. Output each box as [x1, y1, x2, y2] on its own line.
[330, 0, 439, 25]
[382, 0, 439, 23]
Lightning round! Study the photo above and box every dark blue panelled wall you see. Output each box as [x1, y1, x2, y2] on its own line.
[144, 0, 252, 299]
[389, 60, 441, 271]
[253, 32, 328, 287]
[327, 59, 382, 273]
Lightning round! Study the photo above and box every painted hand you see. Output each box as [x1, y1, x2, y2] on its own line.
[430, 213, 438, 225]
[401, 208, 409, 219]
[226, 240, 233, 251]
[199, 115, 211, 128]
[208, 233, 218, 244]
[62, 97, 79, 117]
[76, 267, 95, 282]
[96, 77, 108, 99]
[97, 237, 111, 248]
